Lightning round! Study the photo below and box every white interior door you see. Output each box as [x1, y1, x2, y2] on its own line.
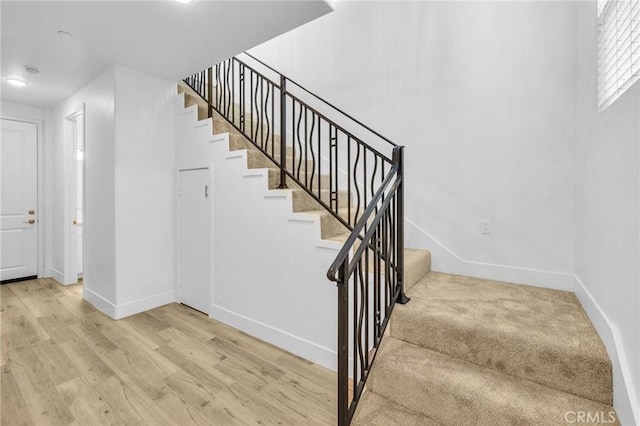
[1, 119, 38, 281]
[179, 168, 211, 314]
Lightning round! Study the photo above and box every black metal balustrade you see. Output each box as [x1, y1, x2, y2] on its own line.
[184, 53, 408, 426]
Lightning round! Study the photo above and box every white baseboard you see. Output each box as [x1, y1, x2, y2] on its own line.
[114, 291, 177, 320]
[83, 288, 176, 320]
[47, 267, 65, 285]
[84, 287, 117, 318]
[405, 218, 638, 423]
[405, 218, 575, 291]
[211, 304, 337, 372]
[43, 267, 53, 279]
[573, 275, 639, 426]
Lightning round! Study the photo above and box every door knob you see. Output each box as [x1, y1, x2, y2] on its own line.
[23, 219, 35, 224]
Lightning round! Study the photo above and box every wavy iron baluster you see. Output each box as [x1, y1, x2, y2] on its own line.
[304, 107, 308, 187]
[239, 64, 245, 133]
[260, 79, 264, 149]
[224, 60, 232, 118]
[357, 258, 366, 387]
[308, 112, 316, 193]
[353, 142, 362, 225]
[264, 81, 271, 155]
[371, 154, 379, 212]
[296, 104, 304, 178]
[252, 74, 259, 142]
[215, 65, 221, 110]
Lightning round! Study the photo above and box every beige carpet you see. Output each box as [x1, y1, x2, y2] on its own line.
[352, 273, 617, 425]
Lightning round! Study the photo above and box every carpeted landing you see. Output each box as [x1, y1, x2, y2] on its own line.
[352, 272, 618, 425]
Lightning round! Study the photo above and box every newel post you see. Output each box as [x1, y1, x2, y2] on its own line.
[337, 258, 349, 426]
[394, 146, 410, 305]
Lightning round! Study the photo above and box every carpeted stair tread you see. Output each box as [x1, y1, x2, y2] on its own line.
[245, 150, 315, 171]
[367, 336, 618, 426]
[391, 272, 612, 404]
[325, 232, 351, 243]
[296, 208, 354, 239]
[266, 168, 331, 191]
[318, 237, 430, 286]
[352, 391, 442, 426]
[291, 188, 349, 212]
[228, 133, 294, 157]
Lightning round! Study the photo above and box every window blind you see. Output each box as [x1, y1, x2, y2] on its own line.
[597, 0, 640, 110]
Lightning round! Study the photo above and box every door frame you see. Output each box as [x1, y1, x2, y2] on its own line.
[0, 115, 44, 278]
[64, 106, 85, 285]
[176, 164, 214, 316]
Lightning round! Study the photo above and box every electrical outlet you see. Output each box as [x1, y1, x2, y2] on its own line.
[481, 220, 491, 234]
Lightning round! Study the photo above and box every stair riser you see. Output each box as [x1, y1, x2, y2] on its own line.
[352, 392, 439, 426]
[404, 250, 431, 289]
[184, 94, 209, 121]
[319, 213, 350, 239]
[184, 91, 291, 159]
[367, 338, 618, 426]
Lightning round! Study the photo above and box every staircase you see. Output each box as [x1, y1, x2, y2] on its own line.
[178, 84, 429, 269]
[352, 272, 618, 425]
[179, 54, 616, 425]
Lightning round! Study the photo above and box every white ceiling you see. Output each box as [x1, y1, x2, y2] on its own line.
[0, 0, 332, 108]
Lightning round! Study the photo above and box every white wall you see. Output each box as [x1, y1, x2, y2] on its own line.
[48, 65, 176, 318]
[250, 1, 578, 290]
[51, 67, 117, 304]
[175, 99, 341, 370]
[113, 65, 176, 316]
[575, 3, 640, 423]
[1, 101, 45, 122]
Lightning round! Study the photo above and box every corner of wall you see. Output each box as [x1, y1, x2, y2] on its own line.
[113, 290, 177, 320]
[83, 286, 117, 318]
[574, 275, 640, 425]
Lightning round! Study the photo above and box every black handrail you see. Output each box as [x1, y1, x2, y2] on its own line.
[183, 52, 408, 426]
[327, 165, 399, 281]
[243, 52, 398, 148]
[185, 55, 396, 233]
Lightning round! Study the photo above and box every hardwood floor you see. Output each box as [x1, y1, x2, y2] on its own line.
[1, 279, 337, 425]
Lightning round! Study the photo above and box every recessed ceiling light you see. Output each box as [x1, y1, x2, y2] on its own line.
[5, 78, 28, 87]
[57, 30, 72, 39]
[175, 0, 193, 3]
[24, 66, 40, 75]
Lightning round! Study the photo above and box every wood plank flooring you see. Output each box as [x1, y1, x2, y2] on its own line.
[1, 279, 337, 425]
